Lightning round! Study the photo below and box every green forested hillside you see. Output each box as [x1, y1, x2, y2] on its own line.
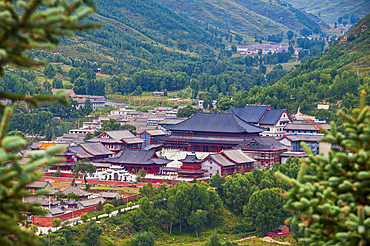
[283, 0, 370, 24]
[231, 14, 370, 126]
[156, 0, 327, 40]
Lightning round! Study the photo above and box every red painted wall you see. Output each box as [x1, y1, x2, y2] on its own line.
[32, 206, 97, 227]
[40, 176, 209, 187]
[39, 177, 161, 188]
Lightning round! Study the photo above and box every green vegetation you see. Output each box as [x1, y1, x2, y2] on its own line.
[283, 0, 370, 24]
[229, 14, 370, 131]
[276, 92, 370, 245]
[72, 160, 97, 188]
[0, 0, 98, 245]
[177, 105, 199, 117]
[156, 0, 326, 40]
[52, 218, 61, 228]
[43, 161, 306, 245]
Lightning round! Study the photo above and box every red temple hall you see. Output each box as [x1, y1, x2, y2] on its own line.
[161, 111, 266, 152]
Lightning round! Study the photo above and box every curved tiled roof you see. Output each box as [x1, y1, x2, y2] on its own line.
[179, 154, 202, 163]
[221, 149, 255, 164]
[79, 197, 105, 208]
[259, 109, 286, 125]
[230, 105, 270, 124]
[107, 149, 170, 165]
[69, 146, 94, 159]
[79, 143, 113, 156]
[208, 154, 236, 167]
[62, 185, 93, 197]
[241, 136, 288, 150]
[167, 111, 265, 134]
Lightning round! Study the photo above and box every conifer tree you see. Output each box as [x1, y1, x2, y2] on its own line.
[0, 1, 99, 245]
[275, 91, 370, 245]
[43, 64, 56, 79]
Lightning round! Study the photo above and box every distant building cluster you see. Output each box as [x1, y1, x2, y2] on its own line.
[51, 88, 127, 110]
[227, 44, 306, 55]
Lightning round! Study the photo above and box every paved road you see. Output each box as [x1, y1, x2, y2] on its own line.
[37, 205, 139, 235]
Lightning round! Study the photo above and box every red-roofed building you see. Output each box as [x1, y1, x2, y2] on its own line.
[268, 225, 291, 237]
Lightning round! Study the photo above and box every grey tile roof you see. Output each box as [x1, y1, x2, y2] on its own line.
[277, 225, 286, 230]
[140, 130, 166, 136]
[79, 142, 113, 156]
[78, 197, 105, 208]
[68, 146, 94, 159]
[107, 149, 170, 165]
[89, 130, 144, 145]
[143, 144, 163, 150]
[179, 154, 202, 163]
[221, 149, 255, 164]
[122, 137, 145, 144]
[259, 109, 286, 125]
[167, 111, 266, 134]
[100, 192, 121, 199]
[152, 158, 172, 165]
[285, 121, 330, 131]
[104, 130, 136, 139]
[208, 154, 236, 167]
[241, 136, 289, 150]
[158, 118, 188, 125]
[48, 207, 64, 216]
[26, 181, 52, 189]
[284, 135, 322, 142]
[62, 185, 93, 197]
[230, 105, 269, 124]
[23, 196, 60, 206]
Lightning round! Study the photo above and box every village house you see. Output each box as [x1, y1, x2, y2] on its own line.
[51, 88, 106, 109]
[151, 91, 164, 97]
[268, 225, 291, 237]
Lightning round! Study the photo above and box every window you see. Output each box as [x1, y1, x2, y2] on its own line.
[210, 167, 212, 170]
[210, 160, 213, 165]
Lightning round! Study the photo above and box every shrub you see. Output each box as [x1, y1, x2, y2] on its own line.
[52, 218, 61, 228]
